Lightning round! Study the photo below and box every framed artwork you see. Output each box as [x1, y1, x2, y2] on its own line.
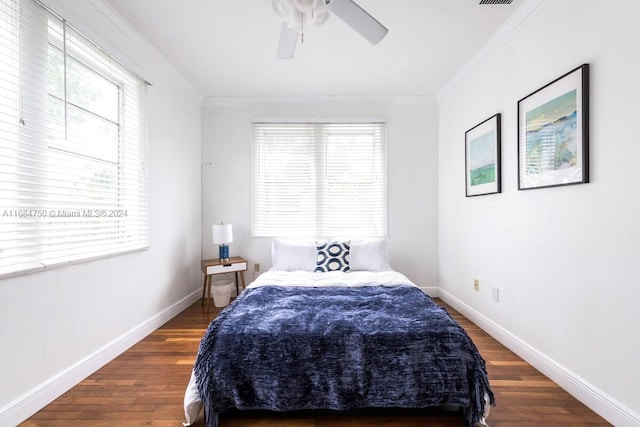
[517, 64, 589, 190]
[465, 113, 501, 197]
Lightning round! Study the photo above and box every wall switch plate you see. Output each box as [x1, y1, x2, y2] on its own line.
[473, 279, 479, 291]
[254, 263, 260, 272]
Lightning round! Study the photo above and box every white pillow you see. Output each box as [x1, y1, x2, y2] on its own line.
[270, 239, 317, 271]
[349, 238, 391, 271]
[183, 370, 202, 426]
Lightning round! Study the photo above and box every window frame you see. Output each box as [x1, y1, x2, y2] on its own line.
[251, 121, 387, 239]
[0, 0, 149, 279]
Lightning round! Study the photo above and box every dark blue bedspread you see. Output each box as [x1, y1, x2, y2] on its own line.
[194, 285, 494, 427]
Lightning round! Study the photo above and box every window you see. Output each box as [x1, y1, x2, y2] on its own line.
[252, 122, 386, 238]
[0, 0, 148, 277]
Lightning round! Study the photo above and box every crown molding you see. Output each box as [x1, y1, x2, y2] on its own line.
[203, 95, 437, 109]
[437, 0, 553, 102]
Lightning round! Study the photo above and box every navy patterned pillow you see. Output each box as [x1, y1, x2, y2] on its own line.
[315, 241, 350, 272]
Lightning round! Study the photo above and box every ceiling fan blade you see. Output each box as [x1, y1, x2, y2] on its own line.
[277, 22, 299, 59]
[326, 0, 388, 45]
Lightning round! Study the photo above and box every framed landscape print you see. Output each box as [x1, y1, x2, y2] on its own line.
[465, 113, 501, 197]
[517, 64, 589, 190]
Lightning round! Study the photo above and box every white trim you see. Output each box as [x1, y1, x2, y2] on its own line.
[0, 289, 202, 426]
[439, 289, 640, 427]
[203, 95, 437, 109]
[419, 286, 440, 298]
[252, 117, 387, 124]
[0, 247, 148, 281]
[437, 0, 553, 102]
[39, 0, 153, 84]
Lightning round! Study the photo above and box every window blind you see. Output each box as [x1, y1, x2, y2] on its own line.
[0, 0, 148, 278]
[252, 122, 385, 238]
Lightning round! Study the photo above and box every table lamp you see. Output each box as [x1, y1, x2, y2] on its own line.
[212, 222, 233, 263]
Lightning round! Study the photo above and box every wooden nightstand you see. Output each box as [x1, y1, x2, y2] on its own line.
[201, 256, 247, 314]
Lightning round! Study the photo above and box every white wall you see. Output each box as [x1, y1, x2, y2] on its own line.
[201, 98, 438, 291]
[0, 0, 203, 424]
[437, 0, 640, 425]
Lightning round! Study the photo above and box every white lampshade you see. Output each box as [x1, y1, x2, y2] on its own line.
[212, 223, 233, 245]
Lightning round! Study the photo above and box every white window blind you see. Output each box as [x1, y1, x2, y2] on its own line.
[252, 122, 386, 238]
[0, 0, 148, 278]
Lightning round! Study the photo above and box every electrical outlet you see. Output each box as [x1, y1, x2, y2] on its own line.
[473, 279, 479, 291]
[492, 286, 500, 302]
[254, 262, 260, 272]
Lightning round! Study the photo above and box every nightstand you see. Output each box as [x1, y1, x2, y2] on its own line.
[201, 256, 247, 314]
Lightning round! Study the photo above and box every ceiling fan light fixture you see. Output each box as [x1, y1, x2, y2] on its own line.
[272, 0, 294, 19]
[311, 3, 330, 25]
[293, 0, 318, 14]
[312, 10, 330, 25]
[274, 0, 387, 59]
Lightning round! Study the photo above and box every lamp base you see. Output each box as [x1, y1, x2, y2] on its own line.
[218, 244, 230, 264]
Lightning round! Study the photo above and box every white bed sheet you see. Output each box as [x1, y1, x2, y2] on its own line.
[247, 270, 416, 289]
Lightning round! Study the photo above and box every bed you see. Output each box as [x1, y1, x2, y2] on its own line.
[185, 240, 494, 427]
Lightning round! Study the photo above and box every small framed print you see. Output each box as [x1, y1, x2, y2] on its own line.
[518, 64, 589, 190]
[465, 113, 501, 197]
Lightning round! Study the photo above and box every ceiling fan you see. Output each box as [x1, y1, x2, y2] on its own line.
[272, 0, 388, 59]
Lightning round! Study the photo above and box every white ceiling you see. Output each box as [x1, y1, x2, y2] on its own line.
[105, 0, 521, 98]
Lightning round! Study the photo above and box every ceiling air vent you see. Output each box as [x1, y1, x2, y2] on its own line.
[479, 0, 513, 4]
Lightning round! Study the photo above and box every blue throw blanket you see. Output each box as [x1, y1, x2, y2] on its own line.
[194, 285, 494, 427]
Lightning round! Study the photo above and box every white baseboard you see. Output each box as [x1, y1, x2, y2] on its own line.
[420, 286, 440, 298]
[0, 289, 202, 427]
[4, 287, 638, 426]
[439, 289, 640, 427]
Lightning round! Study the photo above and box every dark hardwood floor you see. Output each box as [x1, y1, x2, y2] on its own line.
[21, 297, 611, 426]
